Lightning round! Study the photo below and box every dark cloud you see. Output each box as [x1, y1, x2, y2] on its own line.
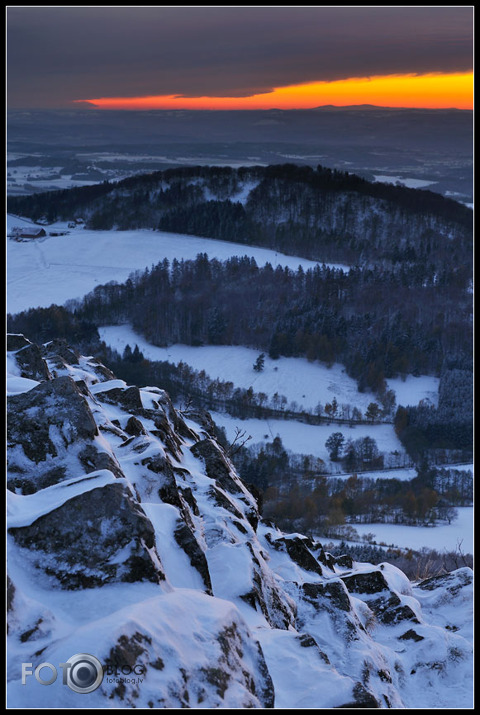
[7, 6, 473, 108]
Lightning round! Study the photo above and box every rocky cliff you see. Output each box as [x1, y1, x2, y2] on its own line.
[6, 335, 473, 708]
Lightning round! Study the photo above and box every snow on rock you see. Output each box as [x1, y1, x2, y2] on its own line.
[7, 333, 52, 383]
[7, 470, 120, 528]
[9, 479, 165, 590]
[6, 371, 125, 495]
[413, 568, 473, 641]
[7, 592, 275, 709]
[6, 335, 473, 708]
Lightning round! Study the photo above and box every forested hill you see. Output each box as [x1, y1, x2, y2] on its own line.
[7, 164, 472, 270]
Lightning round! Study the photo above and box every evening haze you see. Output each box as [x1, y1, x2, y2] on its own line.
[7, 6, 473, 110]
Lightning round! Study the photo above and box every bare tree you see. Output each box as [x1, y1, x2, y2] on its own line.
[443, 539, 471, 571]
[227, 427, 252, 457]
[179, 394, 194, 412]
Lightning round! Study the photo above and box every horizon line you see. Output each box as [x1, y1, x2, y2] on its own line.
[8, 103, 473, 112]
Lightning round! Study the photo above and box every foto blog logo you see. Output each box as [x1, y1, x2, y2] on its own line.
[22, 653, 104, 693]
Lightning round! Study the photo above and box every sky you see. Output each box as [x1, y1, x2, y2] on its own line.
[6, 6, 473, 111]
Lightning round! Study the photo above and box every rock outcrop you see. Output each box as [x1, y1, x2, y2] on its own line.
[6, 336, 473, 709]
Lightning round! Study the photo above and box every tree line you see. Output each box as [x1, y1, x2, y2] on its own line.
[213, 424, 472, 535]
[234, 434, 473, 534]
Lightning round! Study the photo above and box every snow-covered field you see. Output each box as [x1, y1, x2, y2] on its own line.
[6, 215, 348, 315]
[99, 324, 439, 412]
[373, 175, 438, 189]
[345, 507, 474, 554]
[385, 374, 439, 408]
[6, 167, 102, 195]
[211, 410, 407, 466]
[327, 462, 473, 483]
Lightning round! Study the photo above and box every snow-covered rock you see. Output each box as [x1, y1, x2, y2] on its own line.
[6, 336, 473, 708]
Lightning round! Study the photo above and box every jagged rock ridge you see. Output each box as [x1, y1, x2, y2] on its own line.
[6, 335, 473, 708]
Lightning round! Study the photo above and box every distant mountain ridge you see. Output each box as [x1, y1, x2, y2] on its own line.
[310, 104, 466, 111]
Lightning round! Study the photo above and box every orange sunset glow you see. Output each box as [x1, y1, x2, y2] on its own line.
[80, 72, 473, 111]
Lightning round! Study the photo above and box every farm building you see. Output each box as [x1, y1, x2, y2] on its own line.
[9, 227, 47, 241]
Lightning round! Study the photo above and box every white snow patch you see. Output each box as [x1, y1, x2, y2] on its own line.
[7, 470, 121, 527]
[385, 373, 440, 408]
[142, 502, 206, 591]
[207, 542, 254, 600]
[7, 353, 40, 395]
[258, 629, 354, 709]
[211, 411, 406, 466]
[89, 379, 128, 394]
[373, 175, 438, 189]
[99, 325, 436, 414]
[347, 506, 474, 555]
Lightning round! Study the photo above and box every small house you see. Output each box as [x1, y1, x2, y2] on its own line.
[10, 227, 47, 241]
